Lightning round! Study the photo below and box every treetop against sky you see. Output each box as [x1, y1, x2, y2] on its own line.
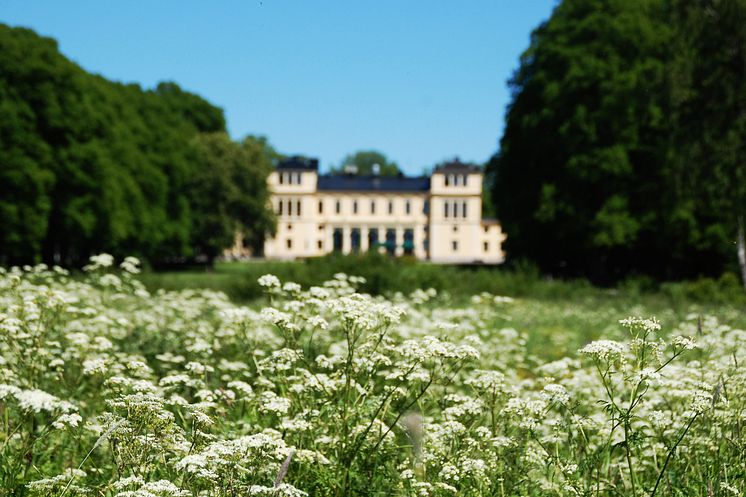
[0, 0, 556, 174]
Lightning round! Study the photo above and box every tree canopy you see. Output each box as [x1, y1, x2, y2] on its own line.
[488, 0, 746, 283]
[330, 150, 401, 176]
[0, 24, 275, 265]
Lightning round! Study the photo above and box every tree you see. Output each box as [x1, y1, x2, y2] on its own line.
[190, 133, 276, 261]
[488, 0, 675, 282]
[668, 0, 746, 286]
[0, 24, 274, 266]
[330, 150, 401, 176]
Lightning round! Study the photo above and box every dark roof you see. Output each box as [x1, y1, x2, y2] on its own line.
[317, 175, 431, 192]
[276, 156, 319, 171]
[433, 159, 482, 173]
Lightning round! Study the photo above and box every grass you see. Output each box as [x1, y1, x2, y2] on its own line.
[137, 253, 746, 360]
[5, 262, 745, 496]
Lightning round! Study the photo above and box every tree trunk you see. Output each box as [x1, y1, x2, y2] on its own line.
[738, 216, 746, 290]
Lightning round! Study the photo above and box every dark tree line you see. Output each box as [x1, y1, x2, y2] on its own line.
[489, 0, 746, 284]
[0, 25, 275, 266]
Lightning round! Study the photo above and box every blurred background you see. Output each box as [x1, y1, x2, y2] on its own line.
[2, 0, 746, 302]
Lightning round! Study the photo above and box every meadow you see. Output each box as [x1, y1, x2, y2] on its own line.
[1, 255, 744, 496]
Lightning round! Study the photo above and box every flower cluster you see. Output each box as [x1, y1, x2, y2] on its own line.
[0, 256, 743, 496]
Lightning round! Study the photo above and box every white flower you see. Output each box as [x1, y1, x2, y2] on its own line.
[53, 413, 83, 430]
[15, 388, 75, 413]
[258, 274, 281, 289]
[579, 340, 626, 361]
[258, 391, 292, 415]
[672, 336, 697, 350]
[541, 383, 570, 405]
[619, 316, 661, 333]
[83, 358, 107, 375]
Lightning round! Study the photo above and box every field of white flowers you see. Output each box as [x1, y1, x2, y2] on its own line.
[1, 255, 744, 496]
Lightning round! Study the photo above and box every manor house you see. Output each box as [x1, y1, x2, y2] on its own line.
[263, 157, 505, 264]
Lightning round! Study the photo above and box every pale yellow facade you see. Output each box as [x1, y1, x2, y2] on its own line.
[263, 163, 506, 264]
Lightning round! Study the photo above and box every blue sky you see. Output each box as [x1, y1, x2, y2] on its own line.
[1, 1, 557, 174]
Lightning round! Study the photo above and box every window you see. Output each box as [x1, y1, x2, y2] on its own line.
[385, 228, 396, 255]
[351, 228, 361, 252]
[452, 240, 458, 252]
[353, 200, 358, 214]
[333, 228, 343, 252]
[288, 200, 293, 216]
[449, 174, 455, 186]
[462, 175, 468, 186]
[296, 200, 301, 216]
[483, 241, 489, 252]
[278, 200, 283, 216]
[318, 224, 324, 231]
[423, 200, 429, 215]
[454, 175, 460, 186]
[318, 200, 323, 214]
[445, 175, 450, 186]
[295, 172, 301, 184]
[444, 202, 450, 218]
[287, 224, 292, 231]
[368, 229, 379, 250]
[462, 201, 467, 218]
[484, 226, 489, 233]
[336, 200, 341, 214]
[279, 173, 285, 185]
[286, 239, 292, 249]
[388, 200, 393, 215]
[370, 200, 376, 214]
[317, 240, 323, 249]
[403, 229, 414, 255]
[405, 200, 411, 215]
[453, 225, 458, 232]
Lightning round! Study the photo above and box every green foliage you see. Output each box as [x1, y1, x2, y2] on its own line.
[330, 150, 401, 176]
[189, 133, 276, 260]
[665, 0, 746, 275]
[0, 24, 273, 266]
[489, 0, 673, 281]
[489, 0, 746, 283]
